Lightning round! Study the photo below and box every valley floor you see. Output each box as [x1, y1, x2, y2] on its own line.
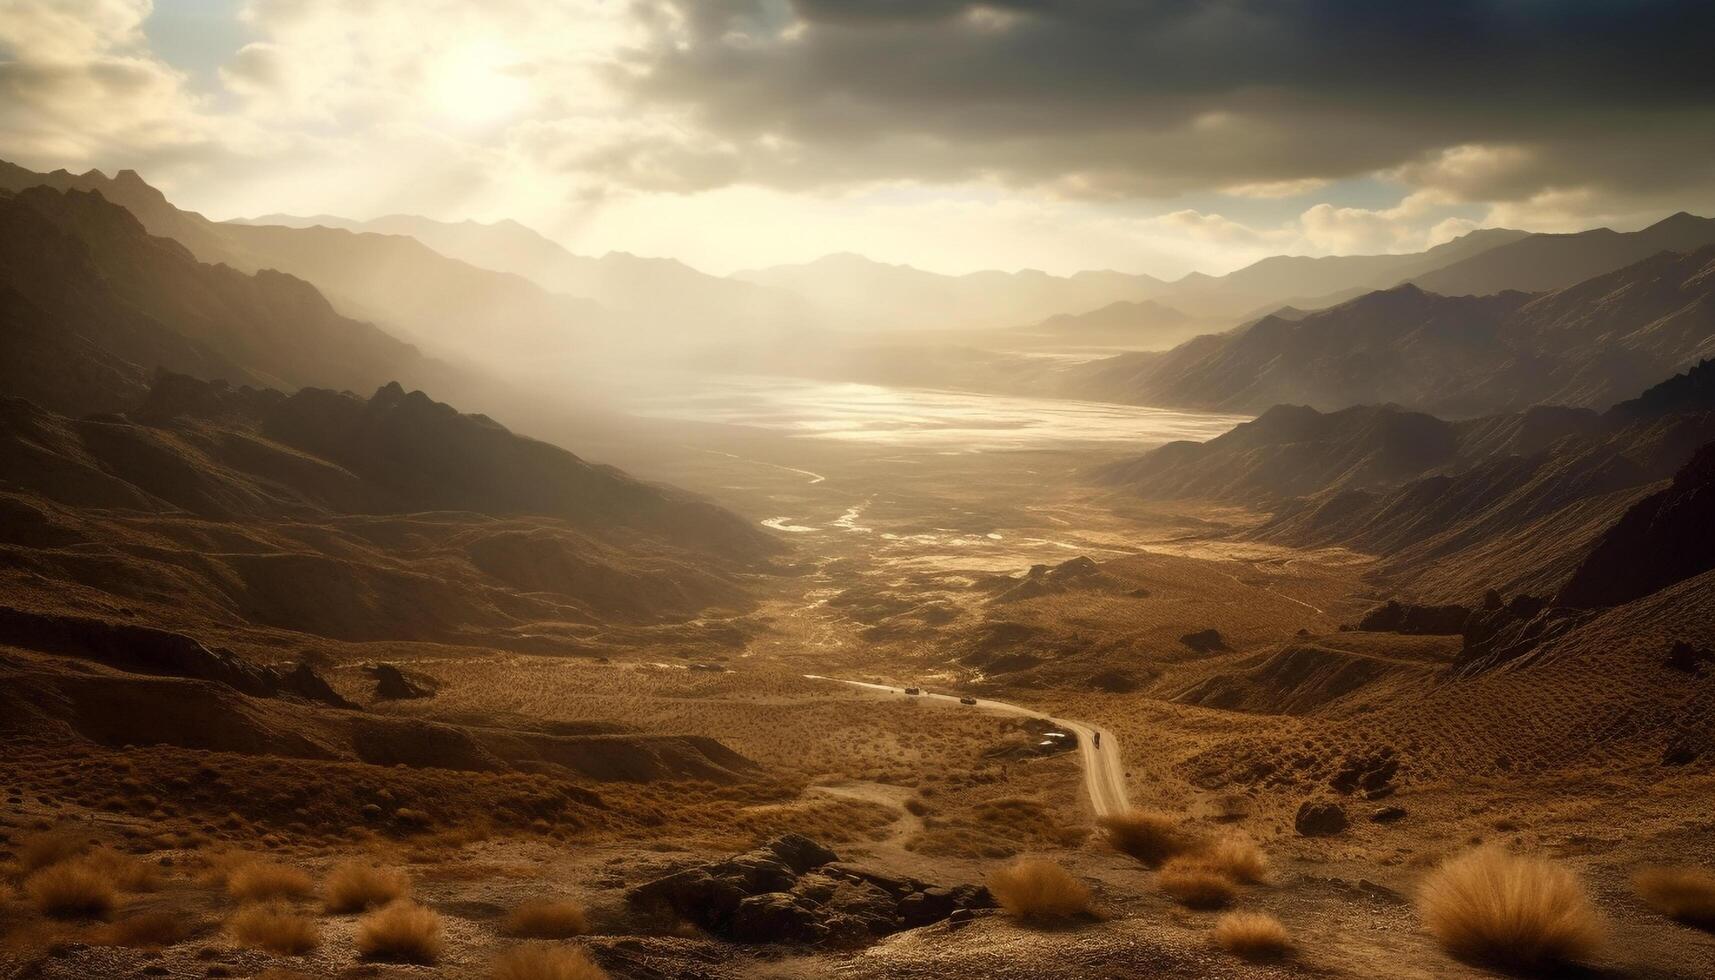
[4, 393, 1713, 979]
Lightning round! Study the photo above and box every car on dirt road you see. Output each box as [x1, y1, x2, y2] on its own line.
[904, 687, 921, 695]
[959, 696, 978, 705]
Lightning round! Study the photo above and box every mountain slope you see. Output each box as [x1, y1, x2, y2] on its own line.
[0, 162, 608, 368]
[1152, 227, 1531, 318]
[1412, 211, 1715, 297]
[733, 252, 1168, 331]
[1076, 285, 1531, 416]
[0, 186, 423, 414]
[1012, 298, 1205, 349]
[236, 212, 807, 337]
[1079, 245, 1715, 416]
[0, 373, 776, 640]
[1555, 441, 1715, 609]
[1104, 361, 1715, 602]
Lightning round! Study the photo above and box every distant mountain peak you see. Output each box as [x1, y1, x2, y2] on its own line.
[1647, 210, 1704, 230]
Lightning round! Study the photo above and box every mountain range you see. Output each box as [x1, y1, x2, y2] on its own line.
[1101, 359, 1715, 603]
[1077, 243, 1715, 417]
[234, 211, 810, 340]
[0, 178, 782, 631]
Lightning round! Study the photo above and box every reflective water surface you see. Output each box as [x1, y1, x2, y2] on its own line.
[621, 374, 1248, 451]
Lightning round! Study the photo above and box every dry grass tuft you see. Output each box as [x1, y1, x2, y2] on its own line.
[228, 862, 314, 903]
[1213, 911, 1292, 961]
[504, 899, 590, 938]
[84, 847, 162, 892]
[1159, 856, 1239, 909]
[1418, 847, 1604, 970]
[195, 848, 258, 888]
[94, 911, 192, 948]
[24, 861, 118, 919]
[1096, 809, 1198, 867]
[491, 944, 610, 980]
[230, 904, 321, 955]
[1634, 867, 1715, 930]
[323, 860, 411, 913]
[357, 900, 444, 963]
[1201, 834, 1269, 885]
[17, 826, 94, 872]
[987, 858, 1091, 921]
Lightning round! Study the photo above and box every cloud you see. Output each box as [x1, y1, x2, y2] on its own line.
[614, 0, 1715, 205]
[2, 0, 1709, 277]
[0, 0, 231, 166]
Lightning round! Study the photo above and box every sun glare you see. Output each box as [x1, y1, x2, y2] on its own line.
[430, 40, 531, 126]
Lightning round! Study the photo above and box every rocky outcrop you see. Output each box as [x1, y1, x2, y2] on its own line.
[0, 606, 350, 707]
[627, 835, 992, 946]
[1356, 600, 1471, 635]
[1453, 596, 1596, 676]
[990, 555, 1116, 604]
[368, 663, 436, 700]
[1556, 441, 1715, 609]
[1180, 629, 1230, 653]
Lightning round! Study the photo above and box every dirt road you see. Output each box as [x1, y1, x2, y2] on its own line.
[805, 676, 1131, 818]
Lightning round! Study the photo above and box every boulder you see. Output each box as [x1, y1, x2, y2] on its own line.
[816, 880, 898, 936]
[1667, 641, 1715, 675]
[369, 663, 434, 700]
[763, 834, 839, 874]
[625, 836, 981, 947]
[1370, 806, 1407, 823]
[1180, 629, 1230, 653]
[1295, 801, 1349, 836]
[728, 893, 828, 944]
[898, 887, 956, 928]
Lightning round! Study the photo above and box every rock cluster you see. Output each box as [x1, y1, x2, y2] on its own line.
[627, 834, 993, 945]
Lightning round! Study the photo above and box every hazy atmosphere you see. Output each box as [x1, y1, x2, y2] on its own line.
[7, 1, 1715, 274]
[2, 2, 1714, 979]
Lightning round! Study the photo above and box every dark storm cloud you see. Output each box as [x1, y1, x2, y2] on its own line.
[615, 0, 1715, 198]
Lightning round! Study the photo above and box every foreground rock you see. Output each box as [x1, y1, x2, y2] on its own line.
[628, 834, 993, 946]
[368, 662, 437, 700]
[1295, 800, 1349, 836]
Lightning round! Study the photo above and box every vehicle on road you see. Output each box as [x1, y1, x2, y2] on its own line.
[959, 696, 978, 705]
[904, 687, 921, 695]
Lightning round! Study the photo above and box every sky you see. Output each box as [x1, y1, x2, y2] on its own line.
[2, 0, 1713, 278]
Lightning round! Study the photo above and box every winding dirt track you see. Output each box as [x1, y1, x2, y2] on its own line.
[805, 676, 1130, 818]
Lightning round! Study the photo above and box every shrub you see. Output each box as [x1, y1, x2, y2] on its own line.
[357, 900, 444, 963]
[24, 861, 118, 918]
[504, 899, 590, 938]
[1201, 835, 1268, 885]
[491, 944, 610, 980]
[987, 858, 1091, 921]
[95, 911, 191, 947]
[1634, 867, 1715, 930]
[1158, 856, 1238, 909]
[1418, 847, 1604, 970]
[1213, 911, 1291, 961]
[230, 904, 320, 955]
[17, 826, 93, 872]
[323, 860, 410, 913]
[195, 848, 258, 887]
[228, 862, 314, 903]
[1096, 809, 1197, 866]
[84, 847, 162, 892]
